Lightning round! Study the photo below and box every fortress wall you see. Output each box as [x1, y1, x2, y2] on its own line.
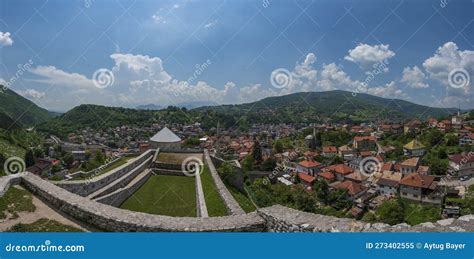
[1, 173, 472, 232]
[95, 170, 153, 207]
[203, 150, 245, 215]
[53, 150, 154, 196]
[20, 173, 265, 232]
[258, 205, 474, 232]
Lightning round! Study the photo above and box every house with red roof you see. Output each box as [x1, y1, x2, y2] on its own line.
[298, 172, 316, 187]
[400, 157, 420, 175]
[296, 160, 322, 177]
[353, 136, 376, 151]
[322, 146, 338, 157]
[333, 180, 367, 200]
[325, 164, 353, 181]
[399, 173, 442, 204]
[448, 152, 474, 177]
[317, 171, 335, 183]
[376, 171, 402, 197]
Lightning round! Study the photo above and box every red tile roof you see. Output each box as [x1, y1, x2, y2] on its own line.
[399, 173, 435, 189]
[323, 146, 337, 153]
[325, 164, 353, 175]
[381, 162, 394, 172]
[298, 160, 321, 168]
[334, 180, 364, 196]
[448, 152, 474, 164]
[298, 173, 316, 183]
[318, 171, 335, 180]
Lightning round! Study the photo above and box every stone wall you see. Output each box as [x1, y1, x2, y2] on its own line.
[20, 173, 264, 232]
[258, 205, 474, 232]
[204, 150, 245, 215]
[0, 173, 24, 196]
[95, 170, 152, 207]
[1, 173, 472, 232]
[195, 168, 208, 217]
[53, 150, 154, 197]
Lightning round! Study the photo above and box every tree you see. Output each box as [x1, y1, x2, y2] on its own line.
[241, 155, 254, 172]
[376, 199, 405, 225]
[25, 149, 36, 167]
[260, 158, 276, 171]
[219, 162, 235, 184]
[313, 180, 330, 204]
[252, 140, 263, 164]
[63, 153, 74, 168]
[273, 140, 284, 153]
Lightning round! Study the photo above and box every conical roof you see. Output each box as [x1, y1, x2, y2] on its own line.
[150, 127, 181, 143]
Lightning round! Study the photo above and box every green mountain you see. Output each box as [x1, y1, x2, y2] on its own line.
[0, 87, 51, 126]
[38, 90, 459, 137]
[195, 90, 457, 127]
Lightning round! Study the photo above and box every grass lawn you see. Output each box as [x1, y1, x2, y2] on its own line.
[120, 175, 197, 217]
[0, 186, 35, 219]
[156, 152, 202, 164]
[200, 166, 228, 216]
[8, 218, 83, 232]
[226, 184, 257, 213]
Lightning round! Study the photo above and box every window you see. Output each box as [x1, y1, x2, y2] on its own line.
[402, 192, 407, 195]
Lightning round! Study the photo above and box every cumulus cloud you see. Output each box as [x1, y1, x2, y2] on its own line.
[345, 43, 395, 70]
[0, 31, 13, 46]
[401, 66, 428, 88]
[422, 42, 474, 108]
[25, 51, 410, 111]
[367, 81, 406, 98]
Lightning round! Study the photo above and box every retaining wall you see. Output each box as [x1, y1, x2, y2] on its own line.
[204, 150, 245, 215]
[95, 170, 153, 207]
[53, 150, 154, 197]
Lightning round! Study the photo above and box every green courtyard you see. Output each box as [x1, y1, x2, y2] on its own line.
[120, 174, 197, 217]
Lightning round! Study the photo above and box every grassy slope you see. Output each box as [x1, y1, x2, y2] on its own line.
[200, 166, 228, 216]
[8, 218, 83, 232]
[0, 88, 50, 126]
[226, 184, 257, 213]
[0, 186, 36, 219]
[120, 175, 197, 217]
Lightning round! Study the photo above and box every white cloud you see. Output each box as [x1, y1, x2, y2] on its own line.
[345, 43, 395, 70]
[422, 42, 474, 108]
[367, 81, 406, 98]
[18, 89, 45, 100]
[401, 66, 428, 88]
[29, 65, 94, 89]
[422, 42, 474, 86]
[152, 14, 167, 24]
[0, 31, 13, 46]
[204, 20, 218, 29]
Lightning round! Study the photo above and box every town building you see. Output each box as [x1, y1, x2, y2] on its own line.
[399, 173, 442, 204]
[353, 136, 376, 151]
[403, 139, 426, 157]
[149, 127, 182, 150]
[448, 152, 474, 177]
[296, 160, 322, 177]
[376, 171, 402, 197]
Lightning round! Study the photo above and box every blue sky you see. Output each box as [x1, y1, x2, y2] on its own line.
[0, 0, 473, 112]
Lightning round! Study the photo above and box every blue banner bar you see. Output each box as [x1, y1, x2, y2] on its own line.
[0, 233, 472, 259]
